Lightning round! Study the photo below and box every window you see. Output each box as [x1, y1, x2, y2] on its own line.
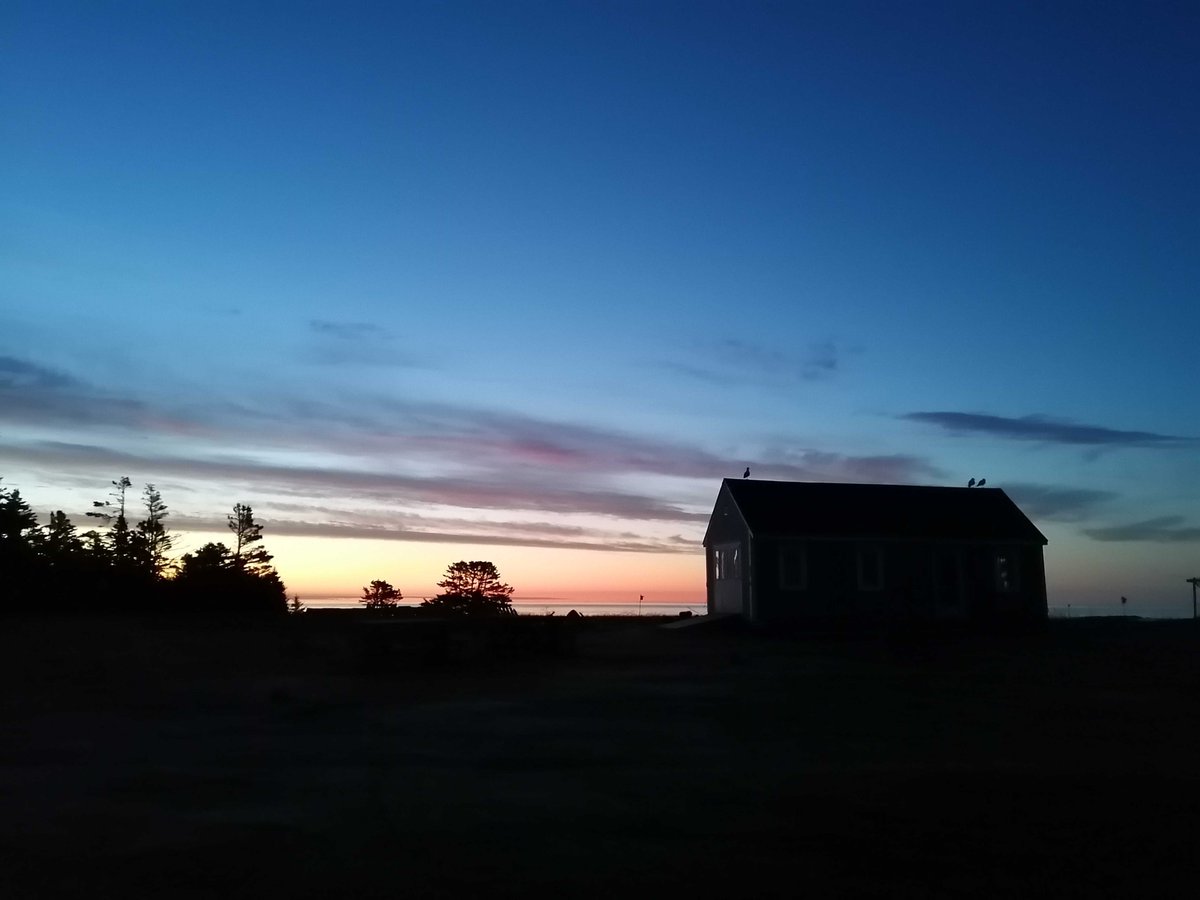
[857, 546, 883, 591]
[995, 552, 1019, 593]
[779, 541, 807, 590]
[713, 544, 741, 581]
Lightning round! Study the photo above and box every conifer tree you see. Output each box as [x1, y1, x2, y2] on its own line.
[43, 510, 83, 562]
[361, 580, 403, 609]
[0, 480, 41, 609]
[135, 484, 174, 578]
[228, 503, 274, 576]
[421, 560, 515, 617]
[87, 476, 133, 563]
[0, 481, 40, 549]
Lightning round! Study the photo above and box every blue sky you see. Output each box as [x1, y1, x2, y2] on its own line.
[3, 1, 1197, 610]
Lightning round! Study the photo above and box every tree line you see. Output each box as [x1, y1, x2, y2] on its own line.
[0, 476, 287, 615]
[361, 560, 516, 617]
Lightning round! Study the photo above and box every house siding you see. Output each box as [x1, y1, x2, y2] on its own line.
[754, 539, 890, 621]
[704, 486, 751, 616]
[750, 537, 1048, 625]
[703, 480, 1049, 628]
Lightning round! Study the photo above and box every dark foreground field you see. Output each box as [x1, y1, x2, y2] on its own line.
[2, 613, 1199, 898]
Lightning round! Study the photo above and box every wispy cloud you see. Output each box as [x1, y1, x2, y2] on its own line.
[0, 353, 946, 553]
[0, 440, 711, 523]
[1082, 516, 1200, 543]
[170, 512, 698, 554]
[305, 319, 420, 367]
[309, 319, 387, 340]
[0, 356, 79, 390]
[756, 448, 942, 484]
[902, 411, 1190, 448]
[2, 436, 709, 552]
[0, 355, 162, 429]
[1, 351, 944, 489]
[666, 337, 847, 387]
[1002, 483, 1116, 521]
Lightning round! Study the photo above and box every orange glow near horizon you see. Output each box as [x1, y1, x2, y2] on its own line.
[174, 524, 1194, 613]
[180, 532, 706, 603]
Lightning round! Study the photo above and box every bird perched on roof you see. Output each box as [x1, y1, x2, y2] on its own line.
[967, 477, 976, 488]
[743, 467, 750, 479]
[977, 478, 986, 487]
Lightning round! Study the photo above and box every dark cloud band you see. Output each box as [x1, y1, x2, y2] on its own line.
[1082, 516, 1200, 543]
[1001, 483, 1116, 521]
[903, 411, 1189, 448]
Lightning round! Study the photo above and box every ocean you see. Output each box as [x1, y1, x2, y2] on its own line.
[298, 597, 1195, 620]
[1048, 604, 1195, 620]
[301, 596, 708, 617]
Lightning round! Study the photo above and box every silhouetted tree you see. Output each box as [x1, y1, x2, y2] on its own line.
[40, 510, 86, 605]
[173, 511, 287, 616]
[228, 503, 274, 576]
[361, 579, 403, 610]
[79, 527, 109, 571]
[0, 483, 40, 550]
[0, 481, 41, 611]
[0, 477, 288, 616]
[81, 527, 104, 554]
[87, 476, 133, 564]
[81, 477, 173, 610]
[134, 484, 173, 578]
[43, 510, 82, 560]
[172, 541, 282, 614]
[250, 569, 288, 615]
[182, 542, 231, 571]
[179, 541, 233, 572]
[421, 560, 515, 617]
[173, 542, 233, 610]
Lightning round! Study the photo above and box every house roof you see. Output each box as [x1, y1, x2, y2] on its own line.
[710, 479, 1047, 544]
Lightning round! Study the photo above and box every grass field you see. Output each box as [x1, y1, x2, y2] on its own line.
[2, 613, 1198, 898]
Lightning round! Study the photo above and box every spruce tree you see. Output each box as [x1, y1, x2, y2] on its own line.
[87, 476, 133, 564]
[134, 484, 174, 578]
[228, 503, 274, 576]
[0, 480, 41, 610]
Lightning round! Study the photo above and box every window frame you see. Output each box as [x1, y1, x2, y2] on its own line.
[994, 550, 1020, 593]
[713, 543, 742, 581]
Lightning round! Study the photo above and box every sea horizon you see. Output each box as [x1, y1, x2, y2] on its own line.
[300, 596, 708, 615]
[296, 596, 1195, 620]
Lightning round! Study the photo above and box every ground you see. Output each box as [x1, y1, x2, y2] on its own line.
[1, 613, 1198, 898]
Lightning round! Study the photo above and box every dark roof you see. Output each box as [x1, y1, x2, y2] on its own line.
[715, 479, 1047, 544]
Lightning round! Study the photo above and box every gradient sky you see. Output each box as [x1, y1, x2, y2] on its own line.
[3, 1, 1197, 611]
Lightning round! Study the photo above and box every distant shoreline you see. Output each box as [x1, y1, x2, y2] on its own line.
[299, 598, 709, 614]
[293, 597, 1195, 619]
[1048, 605, 1194, 620]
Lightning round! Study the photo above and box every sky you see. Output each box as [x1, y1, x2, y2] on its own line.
[2, 1, 1197, 612]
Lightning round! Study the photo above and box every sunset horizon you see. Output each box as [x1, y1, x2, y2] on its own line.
[4, 1, 1197, 616]
[4, 5, 1200, 893]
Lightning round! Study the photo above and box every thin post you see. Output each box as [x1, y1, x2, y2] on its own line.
[1189, 578, 1200, 620]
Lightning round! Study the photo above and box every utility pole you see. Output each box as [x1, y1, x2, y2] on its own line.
[1188, 578, 1200, 620]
